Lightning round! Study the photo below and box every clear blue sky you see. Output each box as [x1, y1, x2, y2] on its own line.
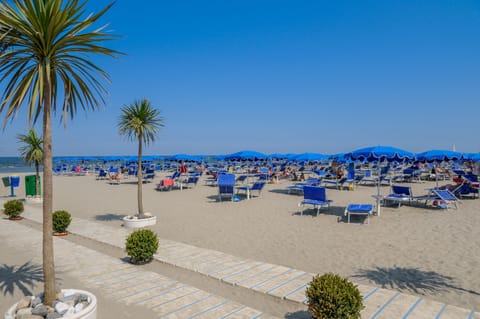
[1, 0, 479, 156]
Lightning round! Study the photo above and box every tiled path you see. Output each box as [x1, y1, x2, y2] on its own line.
[0, 217, 277, 318]
[14, 202, 480, 319]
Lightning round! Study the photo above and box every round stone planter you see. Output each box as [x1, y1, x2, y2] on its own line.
[4, 289, 97, 319]
[53, 231, 69, 237]
[122, 214, 156, 228]
[7, 216, 23, 221]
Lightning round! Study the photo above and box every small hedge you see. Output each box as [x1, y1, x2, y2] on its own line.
[125, 229, 159, 264]
[3, 200, 24, 218]
[52, 210, 72, 233]
[305, 273, 364, 319]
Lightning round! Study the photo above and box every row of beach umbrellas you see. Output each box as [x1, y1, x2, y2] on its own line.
[53, 147, 480, 164]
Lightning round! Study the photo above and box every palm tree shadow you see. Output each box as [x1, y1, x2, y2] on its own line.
[353, 266, 480, 296]
[95, 213, 127, 222]
[0, 261, 43, 296]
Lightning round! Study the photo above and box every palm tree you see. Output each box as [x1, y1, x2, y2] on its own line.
[118, 99, 164, 218]
[0, 0, 120, 306]
[17, 128, 43, 197]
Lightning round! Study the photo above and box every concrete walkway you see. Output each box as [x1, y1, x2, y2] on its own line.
[16, 202, 480, 319]
[0, 217, 277, 318]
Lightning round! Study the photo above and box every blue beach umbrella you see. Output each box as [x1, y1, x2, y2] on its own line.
[268, 153, 288, 160]
[346, 146, 414, 216]
[293, 153, 328, 162]
[416, 150, 462, 162]
[347, 146, 415, 162]
[462, 153, 480, 162]
[224, 150, 267, 161]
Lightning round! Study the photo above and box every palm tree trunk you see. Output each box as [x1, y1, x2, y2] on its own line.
[35, 162, 40, 196]
[42, 72, 56, 306]
[137, 134, 144, 218]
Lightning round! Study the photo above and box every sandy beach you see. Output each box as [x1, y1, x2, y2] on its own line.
[1, 171, 479, 313]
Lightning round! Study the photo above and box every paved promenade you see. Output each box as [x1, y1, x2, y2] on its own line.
[10, 201, 480, 319]
[0, 216, 277, 318]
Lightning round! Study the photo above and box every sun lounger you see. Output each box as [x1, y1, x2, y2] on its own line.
[236, 181, 265, 199]
[155, 178, 175, 191]
[431, 189, 460, 209]
[298, 186, 332, 216]
[179, 176, 199, 190]
[344, 204, 373, 224]
[383, 185, 435, 208]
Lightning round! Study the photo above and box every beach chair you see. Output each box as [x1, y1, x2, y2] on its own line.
[236, 181, 266, 199]
[298, 186, 332, 216]
[452, 182, 478, 199]
[383, 185, 435, 208]
[344, 204, 373, 224]
[287, 178, 320, 194]
[383, 185, 415, 207]
[217, 173, 236, 202]
[96, 169, 107, 180]
[321, 176, 347, 190]
[142, 169, 155, 183]
[180, 176, 199, 190]
[155, 178, 174, 191]
[431, 189, 460, 209]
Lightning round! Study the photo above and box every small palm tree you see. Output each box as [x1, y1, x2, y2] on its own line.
[17, 129, 43, 196]
[118, 99, 164, 218]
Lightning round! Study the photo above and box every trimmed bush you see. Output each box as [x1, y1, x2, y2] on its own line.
[305, 273, 364, 319]
[3, 200, 24, 218]
[125, 229, 159, 263]
[52, 210, 71, 233]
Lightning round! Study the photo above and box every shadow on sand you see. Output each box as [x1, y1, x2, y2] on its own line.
[0, 261, 43, 296]
[95, 213, 127, 222]
[353, 266, 480, 296]
[283, 310, 311, 319]
[291, 205, 345, 218]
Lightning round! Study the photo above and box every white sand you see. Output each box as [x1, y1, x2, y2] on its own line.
[1, 172, 479, 311]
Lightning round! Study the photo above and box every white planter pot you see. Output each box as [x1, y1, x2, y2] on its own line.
[4, 289, 97, 319]
[122, 214, 156, 228]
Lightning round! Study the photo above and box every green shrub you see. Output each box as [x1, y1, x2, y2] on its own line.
[3, 200, 24, 218]
[52, 210, 72, 233]
[305, 273, 364, 319]
[125, 229, 159, 263]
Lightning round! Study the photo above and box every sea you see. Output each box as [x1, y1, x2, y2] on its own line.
[0, 157, 36, 174]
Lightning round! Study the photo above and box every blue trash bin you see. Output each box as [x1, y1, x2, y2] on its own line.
[10, 176, 20, 187]
[9, 176, 20, 197]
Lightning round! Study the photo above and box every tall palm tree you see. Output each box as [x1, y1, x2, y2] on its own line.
[17, 128, 43, 196]
[118, 99, 163, 218]
[0, 0, 120, 306]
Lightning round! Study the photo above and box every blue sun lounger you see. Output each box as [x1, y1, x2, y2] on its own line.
[344, 204, 373, 224]
[298, 186, 332, 216]
[431, 189, 460, 209]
